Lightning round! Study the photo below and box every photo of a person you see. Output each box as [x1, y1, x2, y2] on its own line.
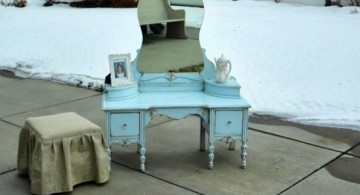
[109, 53, 132, 87]
[114, 62, 126, 79]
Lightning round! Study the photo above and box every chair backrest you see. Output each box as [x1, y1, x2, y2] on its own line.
[138, 0, 184, 25]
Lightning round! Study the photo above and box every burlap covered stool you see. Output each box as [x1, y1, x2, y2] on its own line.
[17, 112, 110, 194]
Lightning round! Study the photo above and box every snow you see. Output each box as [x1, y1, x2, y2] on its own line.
[1, 0, 359, 131]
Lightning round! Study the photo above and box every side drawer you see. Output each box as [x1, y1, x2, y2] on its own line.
[110, 113, 140, 136]
[215, 111, 243, 135]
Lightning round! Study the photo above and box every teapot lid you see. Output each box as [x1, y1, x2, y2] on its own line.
[217, 54, 227, 62]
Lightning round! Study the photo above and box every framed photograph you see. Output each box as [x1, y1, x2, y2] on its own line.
[109, 53, 133, 87]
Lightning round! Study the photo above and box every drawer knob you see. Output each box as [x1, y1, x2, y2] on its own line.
[227, 121, 232, 125]
[123, 124, 128, 127]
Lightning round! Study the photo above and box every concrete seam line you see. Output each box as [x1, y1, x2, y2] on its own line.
[111, 160, 204, 195]
[277, 142, 360, 195]
[0, 94, 101, 119]
[0, 168, 16, 176]
[249, 128, 343, 153]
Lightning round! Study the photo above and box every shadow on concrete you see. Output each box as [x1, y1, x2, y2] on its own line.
[326, 156, 360, 185]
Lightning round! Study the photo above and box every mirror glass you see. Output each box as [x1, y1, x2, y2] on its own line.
[137, 0, 204, 73]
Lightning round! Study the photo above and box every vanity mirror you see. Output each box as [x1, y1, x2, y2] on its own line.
[136, 0, 204, 73]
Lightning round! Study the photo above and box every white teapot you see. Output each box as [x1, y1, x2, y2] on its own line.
[214, 54, 232, 83]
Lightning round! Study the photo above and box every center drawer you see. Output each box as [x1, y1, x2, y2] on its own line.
[110, 113, 140, 136]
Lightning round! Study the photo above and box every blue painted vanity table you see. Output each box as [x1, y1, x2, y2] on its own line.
[102, 0, 250, 172]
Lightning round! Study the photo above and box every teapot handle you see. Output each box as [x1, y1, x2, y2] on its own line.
[226, 60, 232, 78]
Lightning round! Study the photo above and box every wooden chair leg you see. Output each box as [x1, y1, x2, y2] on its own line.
[166, 21, 187, 39]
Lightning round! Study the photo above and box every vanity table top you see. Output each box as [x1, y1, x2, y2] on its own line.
[102, 90, 250, 110]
